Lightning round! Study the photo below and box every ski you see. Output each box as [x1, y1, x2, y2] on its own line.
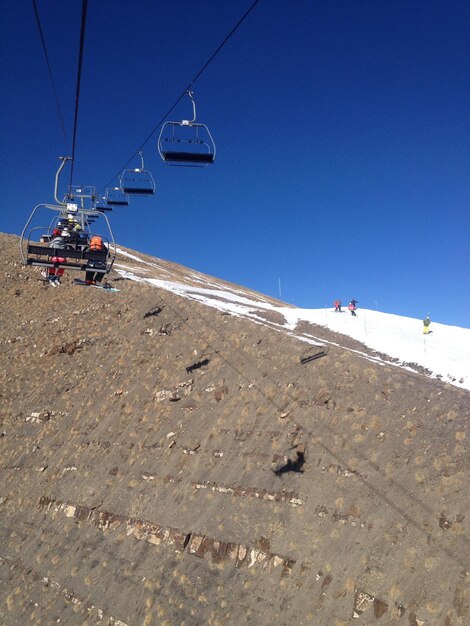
[92, 284, 120, 292]
[73, 278, 120, 292]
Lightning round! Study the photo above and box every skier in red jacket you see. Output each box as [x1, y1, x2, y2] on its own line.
[348, 299, 358, 316]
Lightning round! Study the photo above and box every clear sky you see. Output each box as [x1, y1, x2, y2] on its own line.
[1, 1, 469, 327]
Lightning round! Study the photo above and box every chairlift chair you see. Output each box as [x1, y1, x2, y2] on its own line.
[106, 187, 129, 206]
[158, 91, 216, 167]
[94, 196, 113, 212]
[120, 151, 155, 194]
[20, 203, 116, 275]
[19, 158, 116, 275]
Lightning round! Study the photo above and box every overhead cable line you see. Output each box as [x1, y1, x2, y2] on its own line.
[32, 0, 67, 144]
[103, 0, 262, 190]
[68, 0, 89, 189]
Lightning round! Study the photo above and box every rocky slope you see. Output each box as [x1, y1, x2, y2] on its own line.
[0, 232, 469, 625]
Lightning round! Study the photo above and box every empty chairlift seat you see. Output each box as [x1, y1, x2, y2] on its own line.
[158, 122, 215, 165]
[94, 196, 113, 212]
[120, 169, 155, 193]
[105, 187, 130, 206]
[157, 91, 216, 167]
[119, 151, 155, 194]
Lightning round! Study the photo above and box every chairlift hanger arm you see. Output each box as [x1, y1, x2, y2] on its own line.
[54, 156, 72, 205]
[20, 203, 45, 264]
[185, 90, 197, 124]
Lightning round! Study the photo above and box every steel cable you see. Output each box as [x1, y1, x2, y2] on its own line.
[68, 0, 88, 190]
[32, 0, 67, 144]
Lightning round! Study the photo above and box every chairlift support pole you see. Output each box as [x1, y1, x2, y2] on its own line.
[54, 156, 72, 205]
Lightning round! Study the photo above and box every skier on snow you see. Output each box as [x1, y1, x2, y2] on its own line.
[348, 299, 358, 316]
[423, 316, 431, 334]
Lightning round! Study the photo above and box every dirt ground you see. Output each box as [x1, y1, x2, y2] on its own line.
[1, 232, 469, 625]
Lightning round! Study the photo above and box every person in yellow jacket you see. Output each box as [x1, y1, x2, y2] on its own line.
[423, 316, 431, 334]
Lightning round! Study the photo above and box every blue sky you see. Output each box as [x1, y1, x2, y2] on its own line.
[1, 1, 469, 327]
